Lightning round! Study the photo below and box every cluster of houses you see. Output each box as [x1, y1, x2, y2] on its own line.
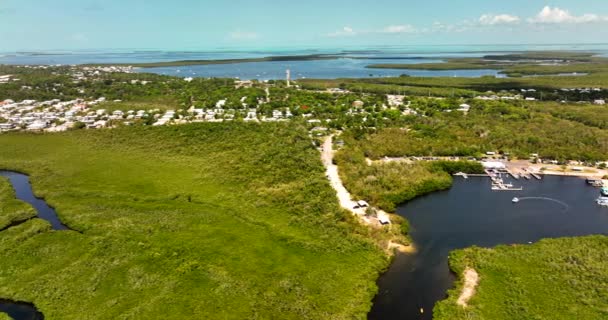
[559, 87, 602, 94]
[475, 94, 524, 101]
[154, 105, 296, 126]
[0, 97, 135, 132]
[386, 95, 418, 115]
[0, 75, 17, 84]
[71, 66, 134, 82]
[0, 95, 305, 133]
[3, 73, 605, 133]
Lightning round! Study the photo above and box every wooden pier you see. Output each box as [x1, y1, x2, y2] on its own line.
[507, 170, 520, 180]
[522, 168, 542, 180]
[491, 186, 524, 191]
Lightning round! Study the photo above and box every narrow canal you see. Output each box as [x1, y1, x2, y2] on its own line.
[0, 170, 73, 319]
[369, 176, 608, 320]
[0, 171, 68, 231]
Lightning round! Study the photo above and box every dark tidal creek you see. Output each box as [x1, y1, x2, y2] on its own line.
[0, 300, 43, 320]
[369, 176, 608, 320]
[0, 171, 68, 231]
[0, 170, 73, 320]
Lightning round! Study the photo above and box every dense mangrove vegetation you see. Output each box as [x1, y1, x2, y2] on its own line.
[334, 130, 483, 212]
[435, 236, 608, 320]
[531, 102, 608, 130]
[0, 123, 389, 319]
[367, 52, 608, 77]
[359, 101, 608, 161]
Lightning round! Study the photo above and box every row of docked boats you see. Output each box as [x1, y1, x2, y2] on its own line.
[488, 171, 523, 191]
[597, 184, 608, 206]
[598, 186, 608, 206]
[586, 178, 605, 187]
[585, 178, 608, 206]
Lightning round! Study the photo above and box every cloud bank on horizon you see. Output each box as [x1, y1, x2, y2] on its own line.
[328, 6, 608, 38]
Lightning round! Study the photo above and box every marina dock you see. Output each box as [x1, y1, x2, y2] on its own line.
[454, 165, 544, 191]
[521, 168, 542, 180]
[485, 169, 524, 191]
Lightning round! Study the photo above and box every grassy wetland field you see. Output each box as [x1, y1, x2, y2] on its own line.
[435, 236, 608, 320]
[0, 123, 389, 319]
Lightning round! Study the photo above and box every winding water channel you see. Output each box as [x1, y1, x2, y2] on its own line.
[369, 176, 608, 320]
[0, 170, 72, 320]
[0, 171, 68, 231]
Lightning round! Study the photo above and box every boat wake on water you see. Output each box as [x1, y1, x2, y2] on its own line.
[514, 197, 570, 211]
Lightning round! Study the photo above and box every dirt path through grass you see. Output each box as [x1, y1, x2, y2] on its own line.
[457, 268, 479, 307]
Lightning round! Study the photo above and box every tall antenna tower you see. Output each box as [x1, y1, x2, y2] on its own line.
[286, 69, 291, 88]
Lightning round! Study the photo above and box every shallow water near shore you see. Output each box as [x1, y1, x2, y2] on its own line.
[369, 175, 608, 320]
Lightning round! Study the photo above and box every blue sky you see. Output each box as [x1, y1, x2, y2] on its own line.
[1, 0, 608, 51]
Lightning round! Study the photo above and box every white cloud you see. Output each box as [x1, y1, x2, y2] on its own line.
[229, 30, 259, 40]
[529, 6, 607, 24]
[430, 21, 470, 33]
[479, 14, 520, 26]
[431, 22, 451, 32]
[327, 26, 357, 37]
[71, 33, 88, 42]
[324, 6, 608, 39]
[382, 25, 417, 34]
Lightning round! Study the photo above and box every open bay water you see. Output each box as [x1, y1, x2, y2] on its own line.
[369, 175, 608, 320]
[141, 58, 502, 80]
[2, 44, 608, 79]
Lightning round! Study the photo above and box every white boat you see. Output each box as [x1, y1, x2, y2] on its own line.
[512, 197, 520, 203]
[454, 172, 469, 179]
[597, 197, 608, 206]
